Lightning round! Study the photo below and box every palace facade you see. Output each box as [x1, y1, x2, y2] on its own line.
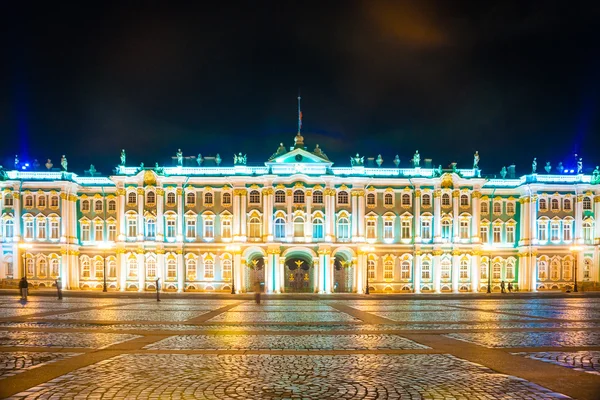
[1, 133, 599, 293]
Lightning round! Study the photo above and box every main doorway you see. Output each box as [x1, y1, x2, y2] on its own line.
[245, 256, 265, 293]
[333, 255, 354, 293]
[284, 256, 314, 293]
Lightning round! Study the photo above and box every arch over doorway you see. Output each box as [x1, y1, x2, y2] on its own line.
[244, 246, 266, 292]
[282, 247, 317, 293]
[332, 247, 355, 293]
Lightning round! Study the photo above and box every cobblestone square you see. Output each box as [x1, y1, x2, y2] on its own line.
[0, 352, 81, 380]
[208, 311, 360, 323]
[512, 351, 600, 375]
[37, 309, 209, 322]
[0, 330, 141, 348]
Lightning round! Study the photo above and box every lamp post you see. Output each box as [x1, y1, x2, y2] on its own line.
[483, 245, 494, 293]
[226, 245, 240, 294]
[570, 246, 582, 292]
[360, 245, 375, 295]
[98, 242, 114, 292]
[18, 243, 33, 278]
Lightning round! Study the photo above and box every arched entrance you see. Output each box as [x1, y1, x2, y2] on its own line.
[283, 253, 314, 293]
[333, 250, 355, 293]
[245, 256, 265, 293]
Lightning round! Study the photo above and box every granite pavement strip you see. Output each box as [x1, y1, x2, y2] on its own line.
[0, 297, 598, 399]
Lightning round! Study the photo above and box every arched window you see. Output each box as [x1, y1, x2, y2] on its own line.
[562, 259, 572, 281]
[24, 195, 34, 208]
[108, 200, 116, 212]
[367, 259, 376, 279]
[94, 258, 103, 278]
[38, 258, 48, 278]
[146, 258, 156, 278]
[539, 198, 547, 211]
[337, 217, 350, 240]
[94, 200, 103, 212]
[146, 191, 156, 205]
[421, 260, 431, 280]
[204, 259, 214, 279]
[204, 192, 213, 205]
[186, 258, 197, 280]
[222, 192, 231, 206]
[221, 219, 232, 239]
[312, 190, 323, 204]
[293, 216, 304, 237]
[460, 194, 469, 207]
[440, 193, 450, 206]
[506, 203, 515, 214]
[493, 202, 502, 214]
[550, 259, 560, 280]
[248, 217, 261, 238]
[551, 198, 560, 211]
[338, 191, 349, 205]
[538, 260, 548, 280]
[480, 259, 488, 279]
[401, 193, 411, 206]
[128, 192, 137, 205]
[583, 221, 593, 243]
[583, 196, 592, 210]
[222, 258, 232, 280]
[422, 194, 431, 206]
[384, 259, 394, 280]
[50, 195, 59, 208]
[167, 258, 177, 279]
[249, 190, 260, 204]
[4, 220, 14, 238]
[186, 192, 196, 205]
[275, 190, 286, 203]
[563, 198, 571, 211]
[293, 190, 305, 204]
[367, 193, 376, 205]
[366, 219, 376, 239]
[583, 258, 592, 279]
[441, 220, 452, 240]
[274, 217, 286, 239]
[441, 259, 451, 279]
[82, 200, 90, 212]
[80, 258, 90, 278]
[460, 259, 469, 279]
[4, 194, 14, 207]
[127, 257, 138, 278]
[401, 260, 411, 280]
[50, 258, 59, 278]
[312, 217, 324, 239]
[107, 258, 116, 278]
[493, 262, 501, 280]
[165, 192, 175, 206]
[146, 218, 156, 239]
[384, 193, 393, 206]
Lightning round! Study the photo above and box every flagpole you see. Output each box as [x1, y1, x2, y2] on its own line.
[297, 94, 302, 134]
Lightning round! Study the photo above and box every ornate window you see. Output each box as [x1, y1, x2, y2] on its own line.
[204, 259, 214, 279]
[367, 193, 376, 206]
[81, 258, 90, 278]
[550, 259, 560, 280]
[38, 195, 46, 209]
[383, 220, 394, 240]
[127, 256, 138, 278]
[186, 218, 196, 239]
[38, 257, 48, 278]
[166, 218, 176, 239]
[94, 222, 103, 242]
[337, 216, 350, 240]
[480, 225, 488, 243]
[312, 217, 324, 239]
[421, 219, 431, 240]
[583, 258, 592, 279]
[186, 192, 196, 206]
[421, 260, 431, 280]
[422, 194, 431, 207]
[146, 257, 156, 278]
[401, 193, 411, 206]
[441, 259, 451, 279]
[293, 190, 305, 204]
[312, 190, 323, 204]
[222, 257, 232, 280]
[108, 200, 116, 212]
[249, 190, 260, 204]
[480, 259, 488, 280]
[506, 225, 515, 243]
[146, 191, 156, 205]
[50, 258, 59, 278]
[583, 196, 592, 210]
[537, 219, 548, 241]
[37, 219, 47, 240]
[80, 222, 90, 242]
[221, 218, 232, 239]
[25, 257, 34, 277]
[274, 217, 286, 240]
[401, 220, 411, 239]
[493, 201, 502, 214]
[128, 192, 137, 205]
[384, 193, 393, 206]
[401, 260, 411, 280]
[203, 218, 214, 240]
[108, 223, 116, 241]
[493, 225, 501, 243]
[337, 191, 349, 205]
[460, 194, 469, 207]
[563, 221, 572, 242]
[366, 219, 376, 239]
[460, 220, 469, 239]
[50, 195, 59, 208]
[506, 202, 515, 214]
[441, 220, 451, 240]
[583, 221, 593, 243]
[506, 262, 514, 280]
[146, 218, 156, 239]
[222, 192, 231, 206]
[167, 258, 177, 279]
[538, 260, 548, 280]
[204, 192, 213, 206]
[441, 193, 450, 206]
[367, 259, 376, 279]
[460, 259, 469, 279]
[492, 262, 501, 280]
[24, 195, 34, 208]
[563, 198, 572, 211]
[107, 258, 116, 278]
[539, 198, 547, 211]
[551, 198, 560, 211]
[4, 194, 13, 207]
[94, 200, 102, 212]
[293, 216, 304, 238]
[186, 258, 197, 280]
[166, 192, 176, 206]
[480, 202, 489, 214]
[81, 200, 90, 212]
[248, 216, 261, 238]
[275, 190, 286, 203]
[550, 222, 560, 241]
[384, 259, 394, 280]
[562, 259, 572, 281]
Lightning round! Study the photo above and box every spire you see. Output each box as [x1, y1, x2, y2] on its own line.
[294, 92, 304, 148]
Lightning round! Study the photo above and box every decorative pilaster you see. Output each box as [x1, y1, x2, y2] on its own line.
[239, 190, 247, 240]
[286, 189, 293, 241]
[156, 249, 164, 290]
[433, 190, 441, 243]
[137, 248, 145, 291]
[414, 189, 421, 243]
[452, 190, 460, 242]
[357, 190, 365, 240]
[471, 251, 480, 292]
[413, 251, 421, 294]
[575, 194, 584, 244]
[176, 188, 183, 242]
[433, 250, 442, 293]
[117, 247, 126, 291]
[176, 249, 184, 293]
[530, 251, 538, 292]
[471, 191, 481, 242]
[318, 247, 331, 293]
[595, 195, 600, 244]
[156, 188, 164, 241]
[116, 188, 126, 241]
[233, 251, 242, 294]
[530, 195, 538, 243]
[312, 257, 320, 293]
[351, 191, 358, 240]
[137, 188, 144, 241]
[519, 197, 529, 244]
[305, 190, 312, 240]
[451, 250, 460, 293]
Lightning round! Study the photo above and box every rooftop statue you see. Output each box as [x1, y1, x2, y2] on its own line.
[376, 154, 383, 167]
[61, 155, 68, 171]
[545, 162, 551, 173]
[394, 155, 400, 167]
[532, 158, 537, 174]
[197, 153, 203, 166]
[313, 144, 323, 156]
[500, 166, 507, 179]
[592, 166, 600, 184]
[276, 143, 286, 155]
[89, 164, 96, 175]
[120, 149, 126, 166]
[215, 153, 222, 166]
[0, 165, 6, 180]
[435, 165, 443, 177]
[14, 155, 19, 168]
[351, 153, 364, 167]
[412, 151, 420, 167]
[234, 153, 247, 165]
[557, 162, 564, 174]
[33, 159, 40, 170]
[473, 151, 480, 169]
[176, 149, 183, 166]
[45, 159, 53, 170]
[577, 158, 583, 174]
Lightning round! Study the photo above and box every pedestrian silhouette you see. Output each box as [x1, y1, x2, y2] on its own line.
[19, 277, 29, 301]
[500, 280, 506, 294]
[254, 281, 261, 304]
[507, 282, 513, 293]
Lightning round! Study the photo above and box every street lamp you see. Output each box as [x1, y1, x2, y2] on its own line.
[226, 245, 241, 294]
[18, 243, 33, 278]
[569, 245, 582, 293]
[98, 242, 115, 292]
[482, 245, 494, 293]
[360, 245, 375, 295]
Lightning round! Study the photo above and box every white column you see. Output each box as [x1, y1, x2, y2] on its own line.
[312, 258, 320, 293]
[177, 251, 184, 292]
[518, 253, 528, 291]
[264, 255, 272, 294]
[471, 253, 480, 292]
[232, 190, 240, 239]
[414, 189, 421, 243]
[433, 190, 441, 243]
[530, 254, 538, 292]
[239, 190, 247, 240]
[329, 257, 335, 293]
[69, 252, 80, 290]
[117, 189, 126, 240]
[176, 188, 183, 242]
[12, 193, 23, 278]
[355, 253, 364, 294]
[233, 251, 242, 293]
[472, 191, 481, 242]
[60, 251, 69, 289]
[530, 196, 538, 243]
[351, 192, 358, 240]
[319, 250, 330, 293]
[156, 188, 164, 241]
[267, 190, 274, 240]
[595, 195, 600, 244]
[137, 251, 145, 291]
[433, 251, 441, 293]
[413, 252, 421, 293]
[263, 189, 272, 241]
[118, 251, 126, 291]
[278, 255, 285, 293]
[452, 190, 460, 242]
[305, 191, 312, 240]
[14, 192, 22, 241]
[357, 192, 365, 239]
[286, 190, 293, 241]
[137, 188, 144, 241]
[325, 189, 334, 241]
[451, 252, 459, 293]
[575, 194, 584, 244]
[156, 252, 164, 290]
[520, 197, 529, 244]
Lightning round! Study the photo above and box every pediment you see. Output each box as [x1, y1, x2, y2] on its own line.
[266, 148, 332, 166]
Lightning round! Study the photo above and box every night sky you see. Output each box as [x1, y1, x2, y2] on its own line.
[2, 1, 599, 176]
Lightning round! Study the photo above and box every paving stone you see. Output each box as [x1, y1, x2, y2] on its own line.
[0, 330, 140, 348]
[208, 311, 360, 323]
[0, 352, 81, 380]
[446, 331, 600, 348]
[511, 351, 600, 375]
[37, 309, 208, 322]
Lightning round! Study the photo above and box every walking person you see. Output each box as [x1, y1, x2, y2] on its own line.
[500, 280, 506, 294]
[507, 282, 513, 293]
[19, 277, 29, 301]
[253, 281, 261, 305]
